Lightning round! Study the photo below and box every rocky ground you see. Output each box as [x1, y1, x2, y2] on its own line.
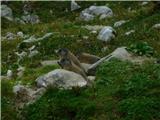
[1, 1, 160, 120]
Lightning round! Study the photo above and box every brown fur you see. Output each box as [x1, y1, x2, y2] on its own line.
[76, 52, 100, 64]
[57, 48, 86, 73]
[58, 58, 88, 80]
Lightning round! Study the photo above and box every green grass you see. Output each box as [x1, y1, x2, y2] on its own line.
[1, 1, 160, 120]
[20, 59, 160, 120]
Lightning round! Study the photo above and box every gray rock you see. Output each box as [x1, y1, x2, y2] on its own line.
[71, 1, 81, 11]
[21, 14, 40, 24]
[80, 5, 113, 21]
[97, 26, 116, 42]
[110, 47, 154, 64]
[1, 5, 13, 21]
[36, 69, 87, 89]
[111, 47, 131, 61]
[13, 84, 27, 95]
[114, 20, 127, 28]
[88, 5, 113, 16]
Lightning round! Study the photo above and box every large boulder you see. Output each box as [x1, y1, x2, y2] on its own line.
[36, 69, 87, 89]
[80, 5, 113, 21]
[97, 26, 116, 42]
[1, 5, 13, 21]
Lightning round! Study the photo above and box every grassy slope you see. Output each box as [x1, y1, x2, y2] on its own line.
[1, 1, 160, 120]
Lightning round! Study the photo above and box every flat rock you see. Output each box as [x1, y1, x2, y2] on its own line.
[36, 69, 87, 89]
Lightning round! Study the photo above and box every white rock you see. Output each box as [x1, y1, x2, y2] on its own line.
[7, 70, 13, 79]
[36, 69, 87, 89]
[90, 30, 97, 34]
[71, 0, 81, 11]
[82, 36, 89, 39]
[114, 20, 127, 28]
[141, 1, 148, 6]
[152, 23, 160, 29]
[80, 5, 113, 21]
[1, 5, 13, 21]
[87, 76, 96, 82]
[21, 14, 40, 24]
[17, 32, 24, 38]
[97, 26, 116, 42]
[23, 33, 53, 43]
[6, 32, 16, 40]
[88, 5, 113, 16]
[125, 30, 135, 36]
[80, 12, 94, 21]
[28, 50, 39, 58]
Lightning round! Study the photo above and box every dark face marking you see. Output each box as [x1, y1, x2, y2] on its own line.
[57, 48, 68, 57]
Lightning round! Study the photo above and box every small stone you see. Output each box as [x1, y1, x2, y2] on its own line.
[90, 30, 97, 34]
[114, 20, 127, 28]
[125, 30, 135, 36]
[82, 36, 89, 40]
[152, 23, 160, 29]
[7, 70, 13, 79]
[17, 32, 24, 38]
[28, 50, 39, 58]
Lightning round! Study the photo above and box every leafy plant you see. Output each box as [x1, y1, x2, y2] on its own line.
[127, 42, 154, 56]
